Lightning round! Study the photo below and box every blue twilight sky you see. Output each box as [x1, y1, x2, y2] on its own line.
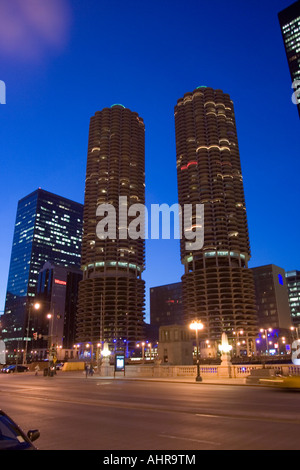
[0, 0, 299, 323]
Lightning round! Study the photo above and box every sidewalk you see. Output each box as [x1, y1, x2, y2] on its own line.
[56, 370, 249, 386]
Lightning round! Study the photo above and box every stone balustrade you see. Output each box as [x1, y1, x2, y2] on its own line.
[120, 363, 300, 379]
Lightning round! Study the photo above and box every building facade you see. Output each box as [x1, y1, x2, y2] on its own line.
[252, 264, 292, 331]
[158, 325, 193, 365]
[31, 262, 82, 358]
[1, 189, 83, 350]
[77, 105, 146, 354]
[278, 1, 300, 117]
[175, 87, 258, 353]
[150, 282, 183, 326]
[286, 270, 300, 326]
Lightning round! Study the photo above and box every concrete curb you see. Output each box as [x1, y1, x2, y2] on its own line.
[54, 372, 257, 387]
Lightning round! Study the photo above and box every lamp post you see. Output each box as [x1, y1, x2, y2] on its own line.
[85, 342, 94, 362]
[290, 326, 299, 341]
[46, 313, 56, 374]
[23, 302, 41, 365]
[148, 342, 152, 361]
[260, 328, 273, 356]
[279, 337, 286, 355]
[137, 342, 146, 363]
[233, 330, 244, 357]
[189, 320, 204, 382]
[97, 342, 101, 373]
[47, 313, 54, 347]
[141, 342, 145, 363]
[73, 344, 80, 359]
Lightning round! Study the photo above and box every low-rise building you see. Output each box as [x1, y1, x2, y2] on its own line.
[157, 325, 193, 365]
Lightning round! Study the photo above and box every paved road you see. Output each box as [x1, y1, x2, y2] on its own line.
[1, 372, 300, 450]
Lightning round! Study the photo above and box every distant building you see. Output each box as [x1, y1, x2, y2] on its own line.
[32, 262, 82, 358]
[150, 282, 183, 326]
[1, 189, 83, 351]
[157, 325, 193, 365]
[286, 270, 300, 326]
[278, 0, 300, 117]
[252, 265, 292, 331]
[143, 322, 159, 344]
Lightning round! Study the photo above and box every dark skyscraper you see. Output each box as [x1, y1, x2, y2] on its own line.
[77, 105, 145, 353]
[175, 87, 258, 353]
[1, 189, 83, 349]
[286, 270, 300, 326]
[150, 282, 183, 326]
[278, 1, 300, 117]
[252, 264, 292, 331]
[34, 262, 82, 355]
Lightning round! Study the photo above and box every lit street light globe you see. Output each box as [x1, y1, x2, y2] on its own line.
[189, 320, 204, 332]
[189, 320, 204, 382]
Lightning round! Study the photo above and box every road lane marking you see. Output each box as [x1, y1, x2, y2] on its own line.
[195, 412, 300, 424]
[159, 434, 220, 447]
[2, 388, 300, 426]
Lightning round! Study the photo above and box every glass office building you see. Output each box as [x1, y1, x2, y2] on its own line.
[278, 1, 300, 117]
[1, 189, 83, 349]
[286, 271, 300, 326]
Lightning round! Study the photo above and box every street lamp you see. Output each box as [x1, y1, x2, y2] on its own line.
[46, 313, 57, 374]
[73, 344, 80, 359]
[136, 342, 146, 363]
[233, 330, 244, 357]
[277, 337, 286, 355]
[290, 326, 299, 341]
[47, 313, 54, 346]
[97, 342, 101, 371]
[24, 302, 41, 365]
[260, 328, 273, 355]
[141, 342, 145, 363]
[148, 342, 152, 361]
[85, 342, 94, 362]
[189, 320, 204, 382]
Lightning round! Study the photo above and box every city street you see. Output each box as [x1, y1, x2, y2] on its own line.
[1, 372, 300, 451]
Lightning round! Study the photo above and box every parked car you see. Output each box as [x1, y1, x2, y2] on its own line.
[0, 410, 40, 450]
[1, 365, 29, 373]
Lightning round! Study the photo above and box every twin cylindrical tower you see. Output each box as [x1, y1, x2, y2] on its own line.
[175, 87, 257, 351]
[77, 88, 258, 354]
[77, 105, 145, 351]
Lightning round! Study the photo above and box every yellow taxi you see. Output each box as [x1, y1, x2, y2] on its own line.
[259, 375, 300, 389]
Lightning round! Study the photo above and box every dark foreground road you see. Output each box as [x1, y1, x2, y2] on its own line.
[1, 372, 300, 450]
